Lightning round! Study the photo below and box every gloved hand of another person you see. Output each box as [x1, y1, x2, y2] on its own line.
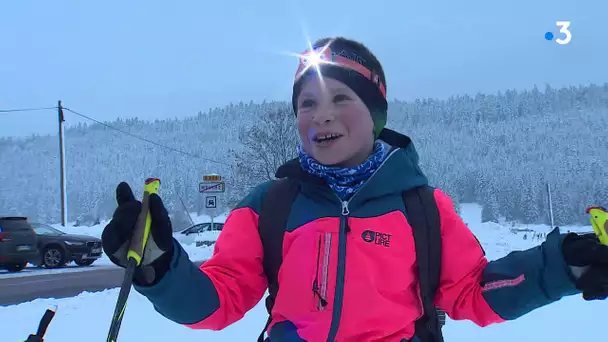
[101, 182, 174, 286]
[562, 232, 608, 300]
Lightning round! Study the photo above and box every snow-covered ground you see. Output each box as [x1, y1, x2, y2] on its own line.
[2, 286, 604, 342]
[48, 211, 229, 240]
[1, 204, 603, 341]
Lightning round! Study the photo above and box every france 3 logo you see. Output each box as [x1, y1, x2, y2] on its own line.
[545, 21, 572, 45]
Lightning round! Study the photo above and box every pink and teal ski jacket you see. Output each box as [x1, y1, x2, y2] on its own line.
[135, 129, 581, 341]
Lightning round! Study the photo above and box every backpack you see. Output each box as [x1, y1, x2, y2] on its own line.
[257, 178, 445, 342]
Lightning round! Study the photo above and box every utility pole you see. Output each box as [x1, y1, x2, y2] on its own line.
[546, 183, 555, 228]
[58, 101, 67, 226]
[177, 192, 195, 226]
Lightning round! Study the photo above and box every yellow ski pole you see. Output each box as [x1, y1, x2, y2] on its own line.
[106, 178, 161, 342]
[586, 206, 608, 246]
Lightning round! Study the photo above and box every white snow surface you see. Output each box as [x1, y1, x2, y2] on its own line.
[1, 204, 604, 341]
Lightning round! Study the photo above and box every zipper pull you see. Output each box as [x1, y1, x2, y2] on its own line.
[312, 280, 328, 307]
[341, 201, 350, 216]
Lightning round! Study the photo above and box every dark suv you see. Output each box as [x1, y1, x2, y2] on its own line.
[0, 217, 39, 272]
[30, 223, 102, 268]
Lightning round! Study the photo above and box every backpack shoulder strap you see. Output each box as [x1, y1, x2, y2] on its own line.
[257, 177, 300, 342]
[402, 185, 444, 342]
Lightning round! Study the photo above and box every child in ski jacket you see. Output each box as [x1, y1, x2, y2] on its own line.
[102, 36, 608, 342]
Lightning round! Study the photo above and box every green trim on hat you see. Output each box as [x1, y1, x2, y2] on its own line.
[372, 110, 387, 138]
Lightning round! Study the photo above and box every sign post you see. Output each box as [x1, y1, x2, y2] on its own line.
[199, 174, 224, 230]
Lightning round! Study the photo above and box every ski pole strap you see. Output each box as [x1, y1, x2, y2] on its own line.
[257, 178, 300, 342]
[402, 186, 443, 342]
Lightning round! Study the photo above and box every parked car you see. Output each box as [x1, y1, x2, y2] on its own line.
[0, 216, 39, 272]
[30, 223, 103, 268]
[174, 222, 224, 247]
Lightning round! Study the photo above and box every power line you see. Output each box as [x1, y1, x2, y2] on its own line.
[0, 106, 57, 114]
[62, 107, 236, 168]
[1, 103, 250, 172]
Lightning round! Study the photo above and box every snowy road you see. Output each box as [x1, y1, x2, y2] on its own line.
[0, 261, 204, 306]
[0, 263, 115, 279]
[0, 266, 122, 306]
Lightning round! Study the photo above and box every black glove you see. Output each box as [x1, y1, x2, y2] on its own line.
[102, 182, 174, 286]
[562, 232, 608, 300]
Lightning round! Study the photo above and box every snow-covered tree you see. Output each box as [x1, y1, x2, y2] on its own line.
[1, 83, 607, 225]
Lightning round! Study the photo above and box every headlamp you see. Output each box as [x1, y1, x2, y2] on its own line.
[294, 45, 386, 99]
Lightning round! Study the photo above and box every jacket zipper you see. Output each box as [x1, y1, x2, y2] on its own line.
[326, 147, 400, 342]
[326, 200, 350, 342]
[312, 234, 331, 310]
[319, 232, 332, 310]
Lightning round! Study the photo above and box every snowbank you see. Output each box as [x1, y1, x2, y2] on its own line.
[17, 205, 591, 271]
[5, 204, 590, 276]
[458, 203, 591, 260]
[25, 213, 227, 269]
[49, 211, 229, 239]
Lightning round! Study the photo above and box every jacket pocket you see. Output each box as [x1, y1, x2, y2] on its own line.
[312, 232, 332, 311]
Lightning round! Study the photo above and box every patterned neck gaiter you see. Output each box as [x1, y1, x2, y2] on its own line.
[298, 141, 388, 201]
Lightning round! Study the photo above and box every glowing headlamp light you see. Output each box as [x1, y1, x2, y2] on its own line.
[295, 46, 334, 81]
[293, 45, 386, 99]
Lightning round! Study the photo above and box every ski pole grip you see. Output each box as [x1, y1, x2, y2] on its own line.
[599, 221, 608, 247]
[127, 178, 161, 266]
[587, 206, 608, 246]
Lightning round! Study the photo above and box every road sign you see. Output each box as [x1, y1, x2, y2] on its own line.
[205, 196, 217, 209]
[199, 181, 225, 193]
[203, 174, 222, 182]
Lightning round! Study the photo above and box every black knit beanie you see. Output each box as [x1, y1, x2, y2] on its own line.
[291, 37, 388, 138]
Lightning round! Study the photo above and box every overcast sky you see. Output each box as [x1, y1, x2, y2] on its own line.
[1, 0, 606, 137]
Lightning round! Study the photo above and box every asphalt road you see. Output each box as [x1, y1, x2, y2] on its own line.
[0, 261, 203, 306]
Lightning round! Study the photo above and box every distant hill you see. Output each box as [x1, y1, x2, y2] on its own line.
[1, 83, 606, 227]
